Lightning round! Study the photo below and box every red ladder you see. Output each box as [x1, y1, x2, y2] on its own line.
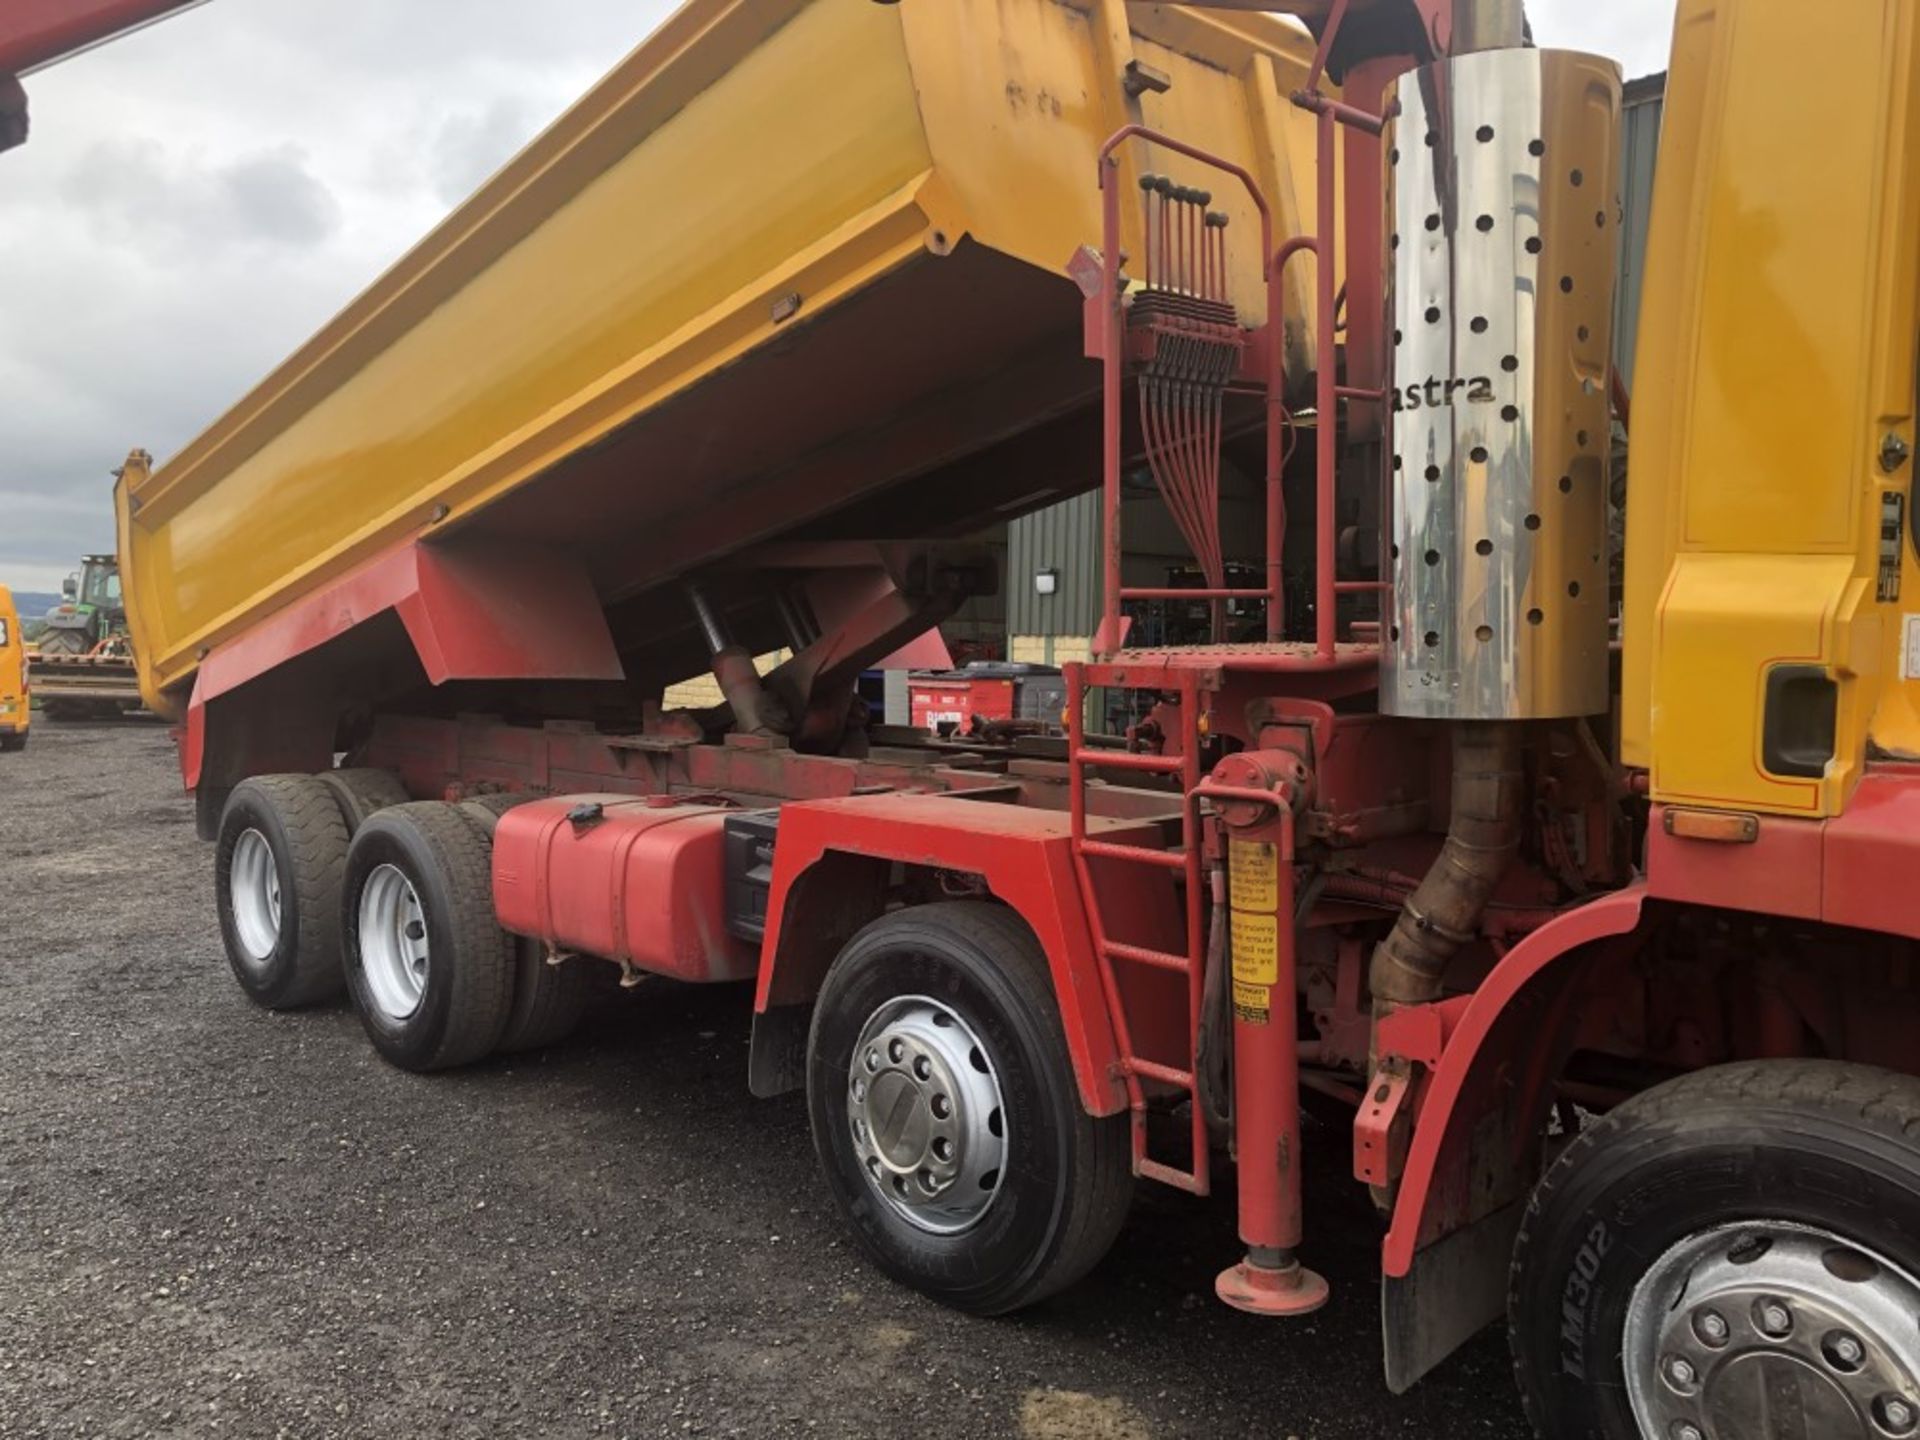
[1064, 662, 1211, 1195]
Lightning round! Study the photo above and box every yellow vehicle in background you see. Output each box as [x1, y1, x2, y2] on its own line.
[0, 585, 29, 752]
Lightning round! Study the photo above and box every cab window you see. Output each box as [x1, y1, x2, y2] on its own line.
[82, 569, 118, 608]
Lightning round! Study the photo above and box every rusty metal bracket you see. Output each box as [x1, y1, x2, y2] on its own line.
[1354, 1062, 1413, 1188]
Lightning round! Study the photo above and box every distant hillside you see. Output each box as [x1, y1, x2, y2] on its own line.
[10, 592, 60, 619]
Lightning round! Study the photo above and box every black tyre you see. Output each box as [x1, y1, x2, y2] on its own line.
[445, 794, 587, 1055]
[1511, 1060, 1920, 1439]
[455, 793, 526, 830]
[496, 940, 594, 1053]
[214, 774, 350, 1009]
[316, 767, 410, 834]
[806, 901, 1132, 1314]
[341, 802, 513, 1071]
[0, 732, 24, 752]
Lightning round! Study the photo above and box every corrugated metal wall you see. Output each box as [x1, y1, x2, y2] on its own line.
[1009, 72, 1666, 641]
[1008, 487, 1100, 637]
[1613, 73, 1665, 388]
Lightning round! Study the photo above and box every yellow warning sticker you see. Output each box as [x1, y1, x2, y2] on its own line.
[1230, 910, 1278, 987]
[1228, 839, 1279, 914]
[1232, 980, 1271, 1024]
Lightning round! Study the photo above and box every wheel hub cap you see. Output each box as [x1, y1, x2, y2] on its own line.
[847, 996, 1006, 1235]
[359, 863, 430, 1021]
[1626, 1223, 1920, 1440]
[229, 828, 281, 966]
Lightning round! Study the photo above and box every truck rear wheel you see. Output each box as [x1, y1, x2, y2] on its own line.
[806, 901, 1132, 1315]
[1509, 1060, 1920, 1439]
[317, 767, 411, 835]
[442, 793, 589, 1054]
[496, 940, 594, 1053]
[0, 732, 24, 752]
[341, 802, 513, 1071]
[214, 774, 350, 1009]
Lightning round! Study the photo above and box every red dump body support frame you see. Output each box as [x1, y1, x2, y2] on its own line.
[181, 535, 622, 792]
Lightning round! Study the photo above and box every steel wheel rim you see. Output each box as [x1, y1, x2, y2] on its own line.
[847, 994, 1007, 1236]
[1624, 1220, 1920, 1440]
[228, 828, 281, 966]
[358, 863, 430, 1021]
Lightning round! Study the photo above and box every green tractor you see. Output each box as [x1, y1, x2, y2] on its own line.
[33, 554, 143, 720]
[37, 554, 124, 656]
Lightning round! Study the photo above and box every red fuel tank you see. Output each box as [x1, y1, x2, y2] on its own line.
[491, 794, 756, 982]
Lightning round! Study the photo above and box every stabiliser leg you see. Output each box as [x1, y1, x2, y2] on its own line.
[1213, 806, 1329, 1316]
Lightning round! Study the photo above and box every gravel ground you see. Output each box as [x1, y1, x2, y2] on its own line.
[0, 722, 1533, 1439]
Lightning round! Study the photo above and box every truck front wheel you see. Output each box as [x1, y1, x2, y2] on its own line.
[214, 774, 349, 1009]
[1509, 1060, 1920, 1439]
[341, 803, 513, 1071]
[806, 901, 1132, 1315]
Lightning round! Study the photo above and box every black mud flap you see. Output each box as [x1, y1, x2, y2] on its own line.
[1381, 1198, 1524, 1393]
[748, 1002, 811, 1098]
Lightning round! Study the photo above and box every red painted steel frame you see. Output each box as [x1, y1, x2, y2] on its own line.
[1290, 5, 1386, 662]
[1095, 113, 1383, 660]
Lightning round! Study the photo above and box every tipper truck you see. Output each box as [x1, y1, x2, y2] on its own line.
[116, 0, 1920, 1431]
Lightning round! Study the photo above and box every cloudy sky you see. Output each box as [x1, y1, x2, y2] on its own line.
[0, 0, 1676, 596]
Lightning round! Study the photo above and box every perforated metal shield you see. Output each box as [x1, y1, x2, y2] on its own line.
[1380, 48, 1622, 720]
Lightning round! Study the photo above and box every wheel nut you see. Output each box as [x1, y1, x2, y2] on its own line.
[1880, 1396, 1918, 1435]
[1693, 1309, 1729, 1345]
[1671, 1422, 1704, 1440]
[1755, 1299, 1793, 1336]
[1827, 1332, 1865, 1369]
[1666, 1356, 1697, 1388]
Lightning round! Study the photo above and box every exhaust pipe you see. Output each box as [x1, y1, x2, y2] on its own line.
[1451, 0, 1525, 55]
[1368, 721, 1524, 1011]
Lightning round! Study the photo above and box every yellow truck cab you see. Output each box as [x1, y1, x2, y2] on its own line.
[0, 585, 27, 751]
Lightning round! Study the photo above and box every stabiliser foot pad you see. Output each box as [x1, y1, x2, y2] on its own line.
[1215, 1258, 1331, 1317]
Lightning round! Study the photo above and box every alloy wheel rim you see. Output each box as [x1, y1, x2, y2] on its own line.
[358, 863, 430, 1021]
[847, 994, 1007, 1235]
[1624, 1220, 1920, 1440]
[228, 828, 281, 966]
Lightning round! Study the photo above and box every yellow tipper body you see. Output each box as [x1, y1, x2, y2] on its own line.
[116, 0, 1341, 718]
[1622, 0, 1920, 815]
